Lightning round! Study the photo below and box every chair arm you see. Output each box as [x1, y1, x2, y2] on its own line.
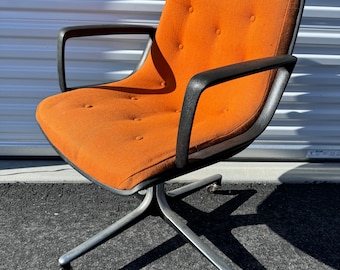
[175, 54, 297, 168]
[58, 24, 157, 92]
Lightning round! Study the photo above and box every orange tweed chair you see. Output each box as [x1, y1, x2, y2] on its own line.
[36, 0, 304, 269]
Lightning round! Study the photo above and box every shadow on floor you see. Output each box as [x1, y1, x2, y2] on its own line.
[121, 182, 340, 269]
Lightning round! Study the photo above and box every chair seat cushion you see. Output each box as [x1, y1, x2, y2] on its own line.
[36, 74, 269, 190]
[36, 88, 183, 190]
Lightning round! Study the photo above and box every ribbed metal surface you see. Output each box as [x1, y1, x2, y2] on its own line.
[242, 0, 340, 160]
[1, 0, 340, 159]
[0, 0, 163, 156]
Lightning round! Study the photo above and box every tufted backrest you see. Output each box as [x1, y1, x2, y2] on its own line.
[156, 0, 300, 84]
[116, 0, 301, 148]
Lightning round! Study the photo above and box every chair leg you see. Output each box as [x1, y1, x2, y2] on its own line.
[58, 187, 154, 269]
[156, 183, 233, 270]
[166, 174, 222, 200]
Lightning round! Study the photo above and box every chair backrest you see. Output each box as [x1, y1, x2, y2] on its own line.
[156, 0, 301, 85]
[119, 0, 303, 152]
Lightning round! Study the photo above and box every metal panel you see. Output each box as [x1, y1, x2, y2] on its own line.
[0, 0, 163, 156]
[1, 0, 340, 160]
[238, 0, 340, 160]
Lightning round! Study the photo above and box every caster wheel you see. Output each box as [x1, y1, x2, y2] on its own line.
[206, 183, 220, 193]
[60, 263, 73, 270]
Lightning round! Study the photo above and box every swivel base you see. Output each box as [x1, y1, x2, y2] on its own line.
[59, 175, 232, 270]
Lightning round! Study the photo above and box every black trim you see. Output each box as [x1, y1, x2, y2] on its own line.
[176, 55, 297, 168]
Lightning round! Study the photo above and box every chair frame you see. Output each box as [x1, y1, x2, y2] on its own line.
[53, 2, 305, 269]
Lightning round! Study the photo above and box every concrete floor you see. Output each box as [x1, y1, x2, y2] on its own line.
[0, 160, 339, 269]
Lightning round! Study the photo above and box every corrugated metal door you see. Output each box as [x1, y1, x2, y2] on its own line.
[239, 0, 340, 160]
[1, 0, 340, 159]
[0, 0, 163, 156]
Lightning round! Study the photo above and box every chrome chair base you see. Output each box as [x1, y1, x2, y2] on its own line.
[59, 174, 233, 270]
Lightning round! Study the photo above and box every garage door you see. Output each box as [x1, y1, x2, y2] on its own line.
[1, 0, 340, 160]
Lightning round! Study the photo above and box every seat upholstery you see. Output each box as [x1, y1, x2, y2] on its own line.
[36, 0, 300, 190]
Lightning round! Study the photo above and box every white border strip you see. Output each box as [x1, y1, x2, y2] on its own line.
[1, 161, 340, 184]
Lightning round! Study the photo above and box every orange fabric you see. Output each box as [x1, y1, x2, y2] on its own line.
[36, 0, 300, 190]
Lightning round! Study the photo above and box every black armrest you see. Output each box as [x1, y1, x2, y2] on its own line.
[175, 54, 297, 168]
[58, 24, 157, 92]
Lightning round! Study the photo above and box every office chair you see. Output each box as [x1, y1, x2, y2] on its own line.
[36, 0, 305, 269]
